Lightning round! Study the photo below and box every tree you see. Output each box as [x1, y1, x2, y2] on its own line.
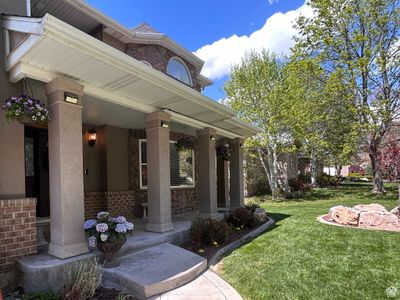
[294, 0, 400, 193]
[225, 51, 296, 198]
[377, 143, 400, 181]
[286, 60, 361, 183]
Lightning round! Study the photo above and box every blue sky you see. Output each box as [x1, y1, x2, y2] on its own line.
[86, 0, 308, 100]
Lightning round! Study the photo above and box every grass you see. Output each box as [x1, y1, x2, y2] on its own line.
[220, 182, 400, 300]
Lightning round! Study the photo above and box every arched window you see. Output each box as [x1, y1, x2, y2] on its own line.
[166, 57, 192, 86]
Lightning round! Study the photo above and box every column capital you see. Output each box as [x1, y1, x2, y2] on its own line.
[197, 127, 216, 138]
[230, 137, 244, 145]
[45, 77, 84, 105]
[146, 111, 171, 130]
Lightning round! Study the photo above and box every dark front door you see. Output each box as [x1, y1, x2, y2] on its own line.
[25, 127, 50, 217]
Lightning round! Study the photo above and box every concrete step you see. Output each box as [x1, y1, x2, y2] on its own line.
[102, 243, 207, 299]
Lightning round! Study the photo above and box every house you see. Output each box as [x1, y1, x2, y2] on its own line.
[0, 0, 258, 289]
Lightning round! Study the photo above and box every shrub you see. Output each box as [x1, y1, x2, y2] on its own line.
[22, 292, 60, 300]
[244, 203, 260, 213]
[61, 258, 102, 300]
[316, 174, 339, 187]
[190, 218, 231, 245]
[226, 207, 257, 228]
[298, 173, 311, 183]
[288, 178, 313, 193]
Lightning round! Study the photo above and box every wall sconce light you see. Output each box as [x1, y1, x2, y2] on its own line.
[88, 128, 97, 147]
[161, 121, 169, 129]
[64, 92, 79, 104]
[210, 135, 216, 141]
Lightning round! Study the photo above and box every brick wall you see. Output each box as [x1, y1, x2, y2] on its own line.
[84, 192, 105, 220]
[0, 198, 37, 282]
[126, 44, 202, 92]
[84, 191, 135, 220]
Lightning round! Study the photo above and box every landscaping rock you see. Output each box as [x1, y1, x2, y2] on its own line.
[253, 208, 267, 223]
[329, 205, 359, 225]
[353, 203, 388, 213]
[358, 211, 399, 227]
[390, 206, 400, 217]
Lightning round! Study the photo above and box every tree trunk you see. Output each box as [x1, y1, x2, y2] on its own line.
[310, 153, 317, 185]
[335, 164, 342, 177]
[369, 150, 384, 194]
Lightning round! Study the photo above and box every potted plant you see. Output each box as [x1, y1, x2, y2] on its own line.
[83, 212, 134, 268]
[217, 144, 232, 160]
[175, 136, 194, 152]
[2, 94, 50, 125]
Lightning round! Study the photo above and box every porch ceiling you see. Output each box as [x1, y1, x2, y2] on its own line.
[2, 14, 260, 139]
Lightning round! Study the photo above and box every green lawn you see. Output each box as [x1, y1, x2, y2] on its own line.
[220, 183, 400, 300]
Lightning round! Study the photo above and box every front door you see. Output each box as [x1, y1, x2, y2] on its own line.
[25, 127, 50, 217]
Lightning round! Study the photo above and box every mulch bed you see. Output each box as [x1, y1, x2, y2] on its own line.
[182, 224, 264, 261]
[3, 287, 138, 300]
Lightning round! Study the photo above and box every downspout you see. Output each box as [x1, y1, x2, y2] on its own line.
[26, 0, 31, 16]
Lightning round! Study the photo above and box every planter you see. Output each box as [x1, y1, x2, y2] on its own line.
[17, 115, 33, 125]
[97, 237, 126, 268]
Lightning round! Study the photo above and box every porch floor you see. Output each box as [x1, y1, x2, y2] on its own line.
[20, 211, 222, 294]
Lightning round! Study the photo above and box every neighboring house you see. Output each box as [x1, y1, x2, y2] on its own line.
[0, 0, 258, 288]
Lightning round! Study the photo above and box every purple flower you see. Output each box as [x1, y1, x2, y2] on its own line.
[115, 223, 127, 233]
[116, 216, 127, 223]
[97, 211, 110, 220]
[125, 222, 134, 231]
[88, 236, 96, 247]
[96, 223, 108, 233]
[83, 219, 97, 230]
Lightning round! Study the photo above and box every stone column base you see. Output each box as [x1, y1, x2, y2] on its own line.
[146, 222, 174, 233]
[48, 242, 88, 259]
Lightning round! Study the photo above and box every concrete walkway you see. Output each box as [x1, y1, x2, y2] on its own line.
[150, 270, 243, 300]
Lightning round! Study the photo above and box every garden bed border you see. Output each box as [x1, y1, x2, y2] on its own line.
[208, 217, 276, 270]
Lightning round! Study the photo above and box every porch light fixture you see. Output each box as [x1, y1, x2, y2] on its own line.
[64, 92, 79, 104]
[88, 128, 97, 147]
[210, 135, 216, 141]
[161, 121, 169, 129]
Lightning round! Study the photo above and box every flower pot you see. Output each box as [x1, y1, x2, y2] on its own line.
[97, 238, 126, 268]
[17, 115, 33, 125]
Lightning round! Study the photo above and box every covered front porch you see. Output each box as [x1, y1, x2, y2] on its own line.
[2, 13, 258, 260]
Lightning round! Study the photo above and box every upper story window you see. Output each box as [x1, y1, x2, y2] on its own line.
[166, 57, 192, 86]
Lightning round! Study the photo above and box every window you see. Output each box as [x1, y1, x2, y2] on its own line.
[166, 57, 192, 86]
[139, 139, 195, 189]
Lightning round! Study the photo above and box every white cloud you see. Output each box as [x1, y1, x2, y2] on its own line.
[194, 1, 312, 80]
[268, 0, 280, 5]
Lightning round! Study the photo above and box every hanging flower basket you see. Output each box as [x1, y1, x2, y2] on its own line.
[2, 94, 50, 126]
[175, 136, 194, 152]
[217, 144, 232, 160]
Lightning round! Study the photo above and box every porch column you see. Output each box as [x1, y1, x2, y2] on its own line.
[230, 138, 244, 209]
[197, 128, 218, 218]
[145, 111, 174, 232]
[217, 139, 229, 208]
[45, 78, 88, 259]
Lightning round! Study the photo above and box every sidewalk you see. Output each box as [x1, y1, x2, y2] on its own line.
[149, 270, 243, 300]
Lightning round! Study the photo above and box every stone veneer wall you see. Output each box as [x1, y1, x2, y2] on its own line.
[128, 129, 199, 216]
[0, 198, 37, 288]
[84, 191, 135, 220]
[126, 44, 202, 92]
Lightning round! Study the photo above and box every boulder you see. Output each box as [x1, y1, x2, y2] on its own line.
[353, 203, 388, 213]
[359, 211, 399, 227]
[329, 206, 360, 225]
[390, 206, 400, 217]
[254, 207, 267, 223]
